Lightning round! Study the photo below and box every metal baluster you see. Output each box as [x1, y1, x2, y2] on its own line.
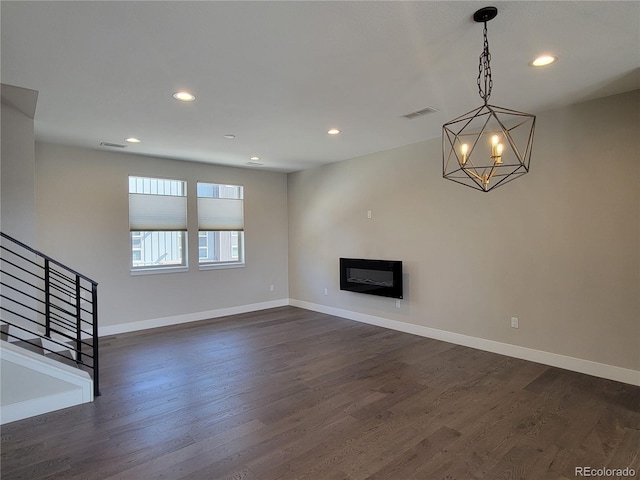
[76, 275, 82, 363]
[92, 283, 100, 397]
[45, 258, 51, 337]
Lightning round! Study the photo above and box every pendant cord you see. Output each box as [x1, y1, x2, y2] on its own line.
[477, 22, 492, 104]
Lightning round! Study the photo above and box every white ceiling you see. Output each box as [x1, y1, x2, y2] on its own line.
[2, 1, 639, 173]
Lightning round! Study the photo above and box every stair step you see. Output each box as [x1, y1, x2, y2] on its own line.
[42, 337, 77, 360]
[44, 349, 79, 369]
[1, 323, 87, 371]
[12, 338, 44, 355]
[3, 324, 42, 343]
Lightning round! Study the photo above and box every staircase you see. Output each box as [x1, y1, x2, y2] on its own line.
[0, 232, 99, 423]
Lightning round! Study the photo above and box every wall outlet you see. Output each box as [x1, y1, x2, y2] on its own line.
[511, 317, 519, 329]
[324, 288, 328, 296]
[367, 210, 372, 219]
[269, 284, 274, 292]
[396, 299, 401, 308]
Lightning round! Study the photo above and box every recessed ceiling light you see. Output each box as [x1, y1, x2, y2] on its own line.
[328, 128, 341, 135]
[223, 134, 236, 139]
[250, 156, 260, 161]
[172, 91, 196, 102]
[125, 137, 141, 143]
[530, 55, 558, 67]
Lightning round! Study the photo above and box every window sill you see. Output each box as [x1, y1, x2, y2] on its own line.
[131, 266, 189, 276]
[199, 262, 245, 271]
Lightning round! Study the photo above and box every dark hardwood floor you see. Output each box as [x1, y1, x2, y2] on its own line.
[2, 306, 639, 480]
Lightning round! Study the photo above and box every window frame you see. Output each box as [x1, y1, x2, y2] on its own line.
[197, 182, 245, 270]
[128, 176, 188, 274]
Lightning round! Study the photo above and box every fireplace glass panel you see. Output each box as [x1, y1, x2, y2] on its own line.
[346, 268, 394, 288]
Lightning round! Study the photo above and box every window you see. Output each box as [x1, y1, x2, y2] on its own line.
[197, 182, 244, 266]
[129, 176, 187, 270]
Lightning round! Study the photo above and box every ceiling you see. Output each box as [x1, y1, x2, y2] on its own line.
[2, 1, 639, 173]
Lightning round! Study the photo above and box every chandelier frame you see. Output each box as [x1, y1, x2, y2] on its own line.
[442, 6, 536, 193]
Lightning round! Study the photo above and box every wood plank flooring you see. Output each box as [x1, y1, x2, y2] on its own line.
[2, 306, 639, 479]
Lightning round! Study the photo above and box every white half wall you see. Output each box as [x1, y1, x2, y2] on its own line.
[0, 341, 93, 425]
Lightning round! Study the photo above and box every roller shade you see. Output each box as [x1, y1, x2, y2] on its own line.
[198, 197, 244, 231]
[129, 193, 187, 231]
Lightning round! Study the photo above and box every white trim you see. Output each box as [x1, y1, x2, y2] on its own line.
[1, 388, 87, 425]
[289, 299, 640, 387]
[198, 262, 245, 271]
[130, 265, 189, 276]
[98, 299, 289, 337]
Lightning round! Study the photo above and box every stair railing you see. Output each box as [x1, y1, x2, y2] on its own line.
[0, 231, 100, 396]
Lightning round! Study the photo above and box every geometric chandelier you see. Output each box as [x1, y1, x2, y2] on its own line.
[443, 6, 535, 192]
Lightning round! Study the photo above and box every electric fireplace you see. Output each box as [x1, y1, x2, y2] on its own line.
[339, 258, 403, 299]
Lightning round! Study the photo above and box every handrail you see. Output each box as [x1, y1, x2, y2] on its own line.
[0, 231, 100, 397]
[0, 232, 97, 286]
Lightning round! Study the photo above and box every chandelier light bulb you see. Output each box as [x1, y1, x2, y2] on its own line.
[491, 135, 500, 158]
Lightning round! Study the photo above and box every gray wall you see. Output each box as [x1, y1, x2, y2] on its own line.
[288, 91, 640, 372]
[35, 143, 289, 329]
[1, 102, 36, 243]
[1, 91, 39, 335]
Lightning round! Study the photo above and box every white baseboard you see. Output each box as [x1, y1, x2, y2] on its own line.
[99, 299, 290, 337]
[289, 299, 640, 387]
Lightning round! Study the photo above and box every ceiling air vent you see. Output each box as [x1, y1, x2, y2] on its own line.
[246, 161, 264, 167]
[100, 142, 127, 148]
[402, 106, 439, 120]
